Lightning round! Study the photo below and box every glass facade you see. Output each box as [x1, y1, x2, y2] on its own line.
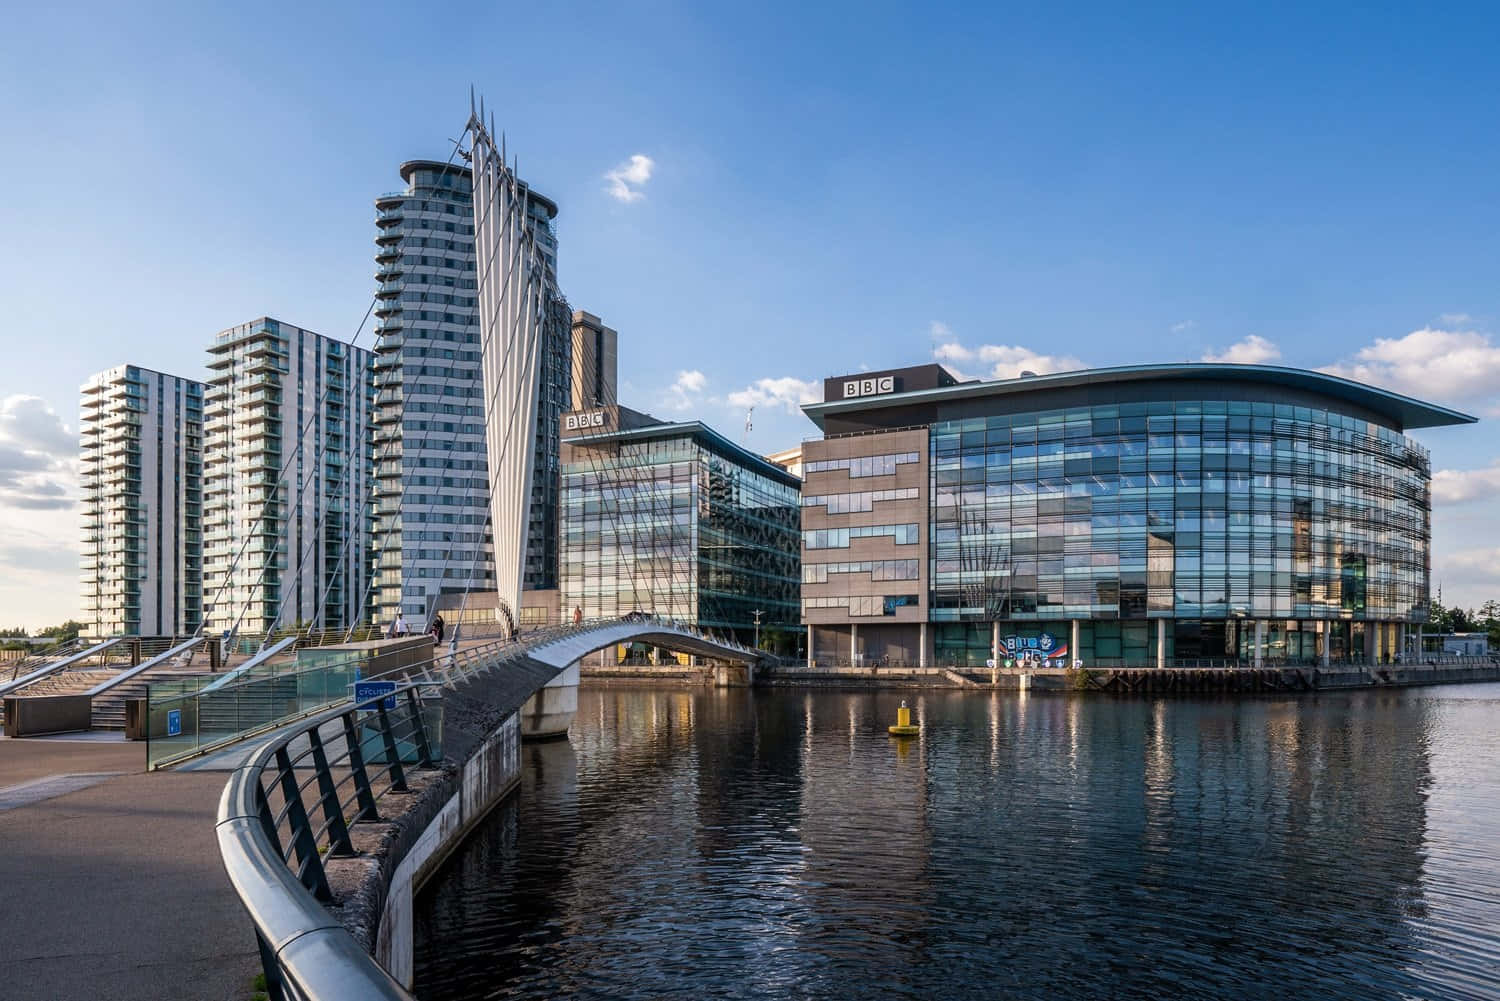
[560, 431, 801, 643]
[928, 400, 1431, 665]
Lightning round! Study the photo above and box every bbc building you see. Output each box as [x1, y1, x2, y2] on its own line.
[799, 363, 1475, 669]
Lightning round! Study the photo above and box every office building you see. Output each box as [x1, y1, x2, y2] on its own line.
[558, 405, 801, 649]
[201, 318, 373, 637]
[79, 365, 204, 637]
[799, 362, 1476, 668]
[370, 160, 570, 625]
[570, 310, 618, 411]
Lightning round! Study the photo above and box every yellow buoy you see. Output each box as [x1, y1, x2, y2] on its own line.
[888, 700, 920, 737]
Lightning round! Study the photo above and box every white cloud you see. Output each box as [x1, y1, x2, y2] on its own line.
[1431, 461, 1500, 505]
[1171, 320, 1195, 334]
[1321, 326, 1500, 405]
[665, 369, 706, 411]
[931, 337, 1084, 382]
[1434, 547, 1500, 592]
[0, 396, 76, 512]
[929, 320, 954, 341]
[1201, 335, 1281, 365]
[603, 154, 655, 203]
[726, 376, 822, 416]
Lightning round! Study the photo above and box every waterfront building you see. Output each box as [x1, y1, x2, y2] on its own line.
[79, 365, 204, 637]
[799, 363, 1476, 668]
[558, 405, 801, 649]
[371, 160, 570, 626]
[201, 318, 374, 637]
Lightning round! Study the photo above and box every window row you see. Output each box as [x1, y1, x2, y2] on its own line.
[803, 523, 920, 549]
[803, 559, 920, 584]
[802, 487, 919, 513]
[803, 594, 921, 616]
[804, 452, 920, 477]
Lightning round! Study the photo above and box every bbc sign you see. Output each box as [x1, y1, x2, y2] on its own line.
[842, 376, 895, 399]
[564, 411, 606, 431]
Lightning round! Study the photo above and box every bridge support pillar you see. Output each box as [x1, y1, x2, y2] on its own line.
[806, 626, 813, 668]
[713, 661, 755, 687]
[1156, 619, 1166, 669]
[521, 661, 579, 741]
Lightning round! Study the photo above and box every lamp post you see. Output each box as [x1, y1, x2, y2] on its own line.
[753, 609, 765, 650]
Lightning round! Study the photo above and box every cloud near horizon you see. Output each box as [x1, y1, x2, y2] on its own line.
[726, 376, 821, 416]
[665, 369, 707, 411]
[929, 324, 1085, 381]
[1321, 325, 1500, 408]
[1201, 335, 1281, 365]
[0, 395, 76, 512]
[1431, 460, 1500, 506]
[604, 154, 655, 203]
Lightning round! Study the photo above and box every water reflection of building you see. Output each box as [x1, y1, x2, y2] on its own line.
[794, 693, 934, 972]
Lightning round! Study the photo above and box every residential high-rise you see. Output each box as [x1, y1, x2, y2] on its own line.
[570, 310, 618, 411]
[201, 318, 373, 638]
[370, 160, 570, 625]
[79, 365, 204, 637]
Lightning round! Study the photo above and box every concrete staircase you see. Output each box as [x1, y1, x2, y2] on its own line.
[1, 661, 210, 731]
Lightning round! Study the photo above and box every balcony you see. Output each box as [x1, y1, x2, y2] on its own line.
[376, 206, 404, 228]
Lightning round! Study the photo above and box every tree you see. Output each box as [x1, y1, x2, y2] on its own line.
[36, 620, 83, 643]
[0, 626, 28, 638]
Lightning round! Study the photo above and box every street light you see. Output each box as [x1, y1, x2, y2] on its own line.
[752, 609, 765, 650]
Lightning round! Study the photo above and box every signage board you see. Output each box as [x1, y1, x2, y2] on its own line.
[1002, 632, 1070, 666]
[564, 410, 607, 432]
[842, 376, 895, 399]
[354, 680, 398, 711]
[166, 708, 182, 738]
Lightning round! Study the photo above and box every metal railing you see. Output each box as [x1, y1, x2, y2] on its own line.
[217, 615, 764, 999]
[219, 681, 439, 1001]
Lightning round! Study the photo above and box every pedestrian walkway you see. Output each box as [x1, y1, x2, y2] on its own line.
[0, 734, 259, 1001]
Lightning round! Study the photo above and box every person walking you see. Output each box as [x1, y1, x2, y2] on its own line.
[573, 606, 583, 626]
[431, 613, 445, 645]
[394, 613, 408, 638]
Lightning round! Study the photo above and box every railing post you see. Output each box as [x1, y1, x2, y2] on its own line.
[341, 711, 380, 822]
[274, 747, 333, 902]
[375, 702, 407, 791]
[307, 727, 353, 856]
[405, 688, 434, 767]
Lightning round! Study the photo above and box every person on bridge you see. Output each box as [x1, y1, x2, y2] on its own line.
[394, 613, 408, 638]
[431, 613, 445, 645]
[573, 606, 583, 625]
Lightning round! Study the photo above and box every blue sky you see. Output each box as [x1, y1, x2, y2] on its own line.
[2, 0, 1498, 627]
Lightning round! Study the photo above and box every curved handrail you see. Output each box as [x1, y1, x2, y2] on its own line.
[217, 615, 765, 1000]
[217, 683, 427, 1001]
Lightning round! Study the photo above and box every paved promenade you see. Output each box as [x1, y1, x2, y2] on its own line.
[0, 734, 259, 1001]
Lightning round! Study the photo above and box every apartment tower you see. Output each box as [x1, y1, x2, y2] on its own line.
[370, 160, 570, 626]
[79, 365, 204, 637]
[201, 318, 374, 638]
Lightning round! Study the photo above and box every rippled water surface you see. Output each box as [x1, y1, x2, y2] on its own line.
[414, 684, 1500, 1000]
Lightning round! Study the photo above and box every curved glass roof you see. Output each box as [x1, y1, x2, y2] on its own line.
[802, 363, 1477, 432]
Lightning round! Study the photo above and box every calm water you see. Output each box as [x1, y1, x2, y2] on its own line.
[414, 684, 1500, 1000]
